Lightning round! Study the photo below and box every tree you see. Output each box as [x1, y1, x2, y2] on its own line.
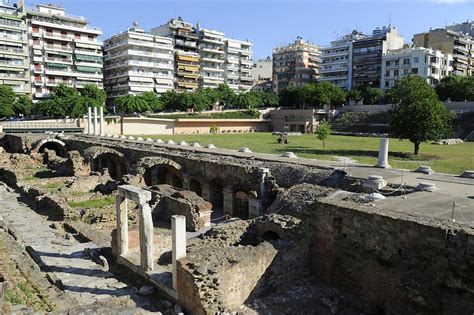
[115, 94, 151, 114]
[14, 95, 33, 116]
[231, 92, 259, 109]
[362, 86, 383, 105]
[436, 75, 474, 102]
[140, 91, 163, 112]
[389, 76, 453, 155]
[159, 90, 179, 111]
[216, 84, 236, 106]
[35, 98, 65, 118]
[80, 84, 106, 108]
[348, 89, 363, 105]
[316, 120, 332, 149]
[0, 85, 16, 117]
[279, 87, 305, 108]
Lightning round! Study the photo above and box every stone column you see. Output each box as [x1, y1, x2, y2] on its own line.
[99, 106, 105, 136]
[223, 186, 234, 216]
[93, 106, 98, 136]
[139, 202, 154, 272]
[201, 182, 210, 202]
[248, 196, 261, 219]
[172, 215, 186, 291]
[115, 196, 128, 255]
[87, 107, 92, 135]
[258, 167, 270, 206]
[376, 138, 390, 168]
[182, 175, 191, 191]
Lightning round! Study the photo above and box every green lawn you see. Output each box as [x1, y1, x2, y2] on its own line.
[141, 133, 474, 175]
[68, 196, 115, 209]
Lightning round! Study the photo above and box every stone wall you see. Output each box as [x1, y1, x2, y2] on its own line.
[310, 198, 474, 315]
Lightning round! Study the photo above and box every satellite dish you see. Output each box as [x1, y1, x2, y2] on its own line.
[133, 21, 139, 27]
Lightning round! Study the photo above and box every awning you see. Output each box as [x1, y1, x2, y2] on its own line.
[75, 54, 102, 62]
[46, 63, 69, 68]
[50, 51, 72, 57]
[75, 42, 101, 49]
[0, 14, 22, 22]
[177, 55, 198, 62]
[76, 66, 101, 73]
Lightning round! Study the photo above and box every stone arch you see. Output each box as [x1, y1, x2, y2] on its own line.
[189, 178, 202, 196]
[84, 146, 128, 180]
[144, 164, 183, 188]
[208, 178, 224, 211]
[262, 230, 280, 241]
[32, 138, 67, 158]
[234, 190, 249, 220]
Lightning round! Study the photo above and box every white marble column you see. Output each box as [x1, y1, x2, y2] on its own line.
[115, 196, 128, 255]
[139, 202, 154, 272]
[93, 106, 98, 136]
[172, 215, 186, 291]
[87, 107, 92, 135]
[99, 106, 105, 136]
[376, 138, 390, 168]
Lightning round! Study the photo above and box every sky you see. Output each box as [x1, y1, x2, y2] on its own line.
[23, 0, 474, 60]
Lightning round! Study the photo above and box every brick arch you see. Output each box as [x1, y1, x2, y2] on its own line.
[84, 146, 128, 180]
[138, 157, 183, 188]
[31, 138, 67, 158]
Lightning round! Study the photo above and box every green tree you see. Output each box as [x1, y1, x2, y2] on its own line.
[0, 85, 16, 117]
[159, 90, 179, 111]
[362, 86, 383, 105]
[348, 89, 363, 105]
[436, 75, 474, 102]
[316, 120, 332, 149]
[389, 76, 453, 155]
[231, 92, 259, 109]
[278, 87, 305, 108]
[140, 91, 163, 112]
[14, 95, 33, 116]
[80, 84, 106, 108]
[115, 94, 151, 114]
[216, 84, 236, 106]
[35, 98, 65, 118]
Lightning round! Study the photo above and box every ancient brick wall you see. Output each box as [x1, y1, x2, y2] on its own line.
[310, 200, 474, 315]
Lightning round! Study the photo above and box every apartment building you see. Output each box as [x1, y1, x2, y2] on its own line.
[447, 21, 474, 38]
[381, 47, 453, 91]
[272, 38, 321, 94]
[198, 28, 225, 89]
[320, 31, 367, 90]
[224, 38, 253, 93]
[152, 18, 200, 92]
[351, 26, 404, 89]
[25, 4, 103, 101]
[0, 2, 30, 95]
[103, 23, 174, 103]
[251, 57, 272, 91]
[413, 28, 473, 76]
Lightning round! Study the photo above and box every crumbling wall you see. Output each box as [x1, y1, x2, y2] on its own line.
[151, 185, 212, 232]
[310, 198, 474, 315]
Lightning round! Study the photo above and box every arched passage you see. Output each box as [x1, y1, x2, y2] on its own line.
[33, 139, 67, 158]
[144, 164, 183, 188]
[189, 178, 202, 196]
[209, 178, 224, 211]
[93, 153, 127, 180]
[234, 191, 249, 220]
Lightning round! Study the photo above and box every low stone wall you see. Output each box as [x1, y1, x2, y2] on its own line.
[310, 198, 474, 314]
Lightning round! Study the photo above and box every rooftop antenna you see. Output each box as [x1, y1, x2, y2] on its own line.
[388, 12, 392, 27]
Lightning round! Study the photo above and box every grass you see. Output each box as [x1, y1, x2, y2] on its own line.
[68, 196, 115, 209]
[147, 111, 260, 120]
[43, 182, 63, 191]
[141, 133, 474, 175]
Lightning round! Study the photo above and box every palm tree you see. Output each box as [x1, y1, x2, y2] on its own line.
[115, 94, 150, 114]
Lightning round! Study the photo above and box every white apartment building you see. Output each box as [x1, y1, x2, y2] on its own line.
[103, 23, 174, 103]
[224, 38, 253, 93]
[0, 2, 30, 95]
[320, 31, 366, 90]
[199, 28, 225, 89]
[26, 4, 103, 101]
[381, 47, 453, 90]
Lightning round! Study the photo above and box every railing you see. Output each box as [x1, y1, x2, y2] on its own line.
[45, 45, 72, 52]
[0, 18, 23, 28]
[1, 121, 83, 134]
[0, 46, 24, 54]
[0, 33, 23, 41]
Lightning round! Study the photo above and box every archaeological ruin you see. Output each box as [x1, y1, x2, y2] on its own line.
[0, 132, 473, 314]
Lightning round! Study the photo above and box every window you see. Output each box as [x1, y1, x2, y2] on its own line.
[394, 70, 399, 77]
[414, 57, 419, 63]
[386, 61, 390, 66]
[385, 81, 390, 88]
[403, 69, 409, 75]
[403, 58, 410, 65]
[411, 68, 418, 74]
[394, 60, 399, 66]
[385, 70, 390, 77]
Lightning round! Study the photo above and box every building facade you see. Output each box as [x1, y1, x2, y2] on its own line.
[103, 24, 174, 103]
[251, 57, 272, 91]
[320, 31, 367, 90]
[351, 26, 404, 89]
[413, 28, 473, 76]
[381, 47, 453, 90]
[198, 28, 225, 89]
[0, 2, 30, 96]
[152, 18, 200, 93]
[224, 38, 253, 93]
[272, 38, 321, 94]
[26, 4, 103, 101]
[447, 21, 474, 38]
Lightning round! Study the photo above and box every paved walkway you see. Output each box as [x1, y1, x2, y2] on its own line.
[0, 185, 151, 307]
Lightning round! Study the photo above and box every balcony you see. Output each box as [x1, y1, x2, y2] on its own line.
[202, 66, 225, 73]
[176, 30, 198, 39]
[45, 57, 73, 65]
[200, 47, 225, 54]
[202, 56, 224, 63]
[0, 33, 24, 42]
[0, 61, 25, 68]
[240, 59, 253, 66]
[0, 18, 24, 29]
[46, 81, 75, 87]
[33, 67, 43, 74]
[45, 45, 73, 52]
[45, 68, 75, 76]
[240, 75, 253, 81]
[43, 32, 74, 42]
[75, 48, 101, 56]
